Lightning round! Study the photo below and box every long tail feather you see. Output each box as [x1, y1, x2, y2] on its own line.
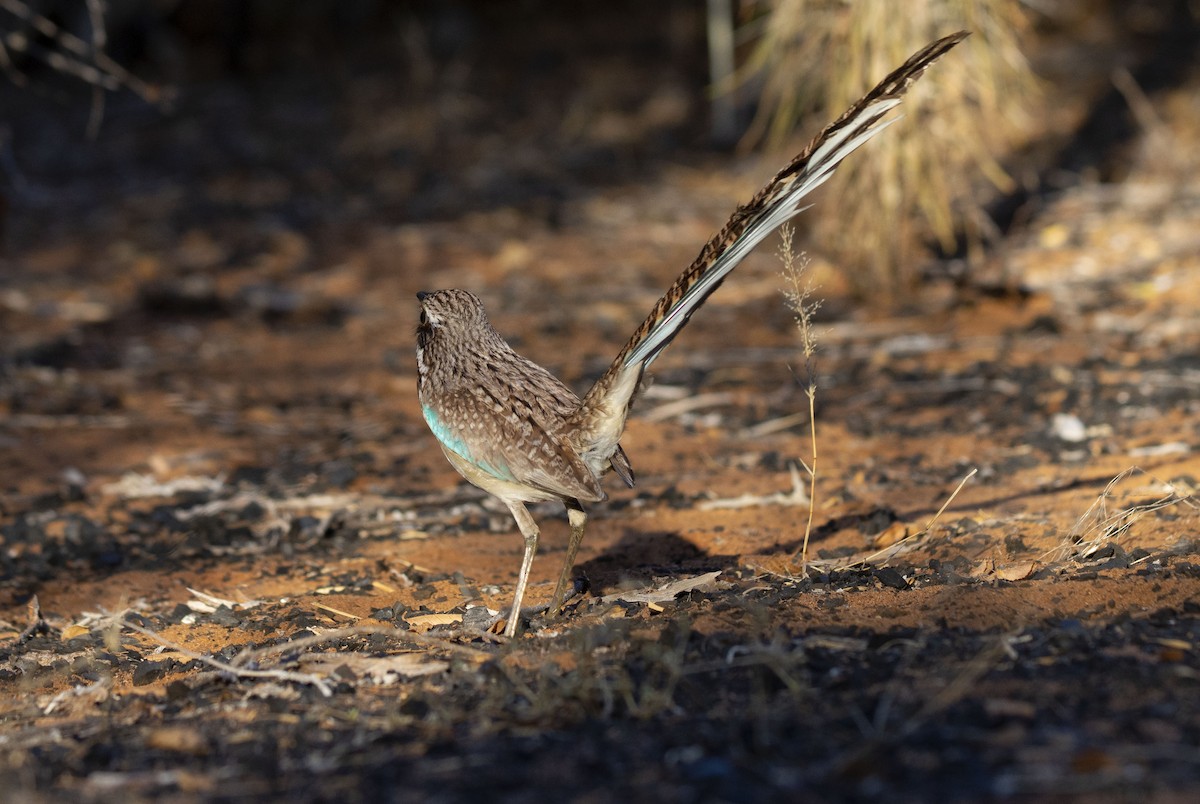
[625, 31, 966, 368]
[571, 31, 967, 466]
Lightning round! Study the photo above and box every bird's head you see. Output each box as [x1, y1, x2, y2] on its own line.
[415, 288, 494, 353]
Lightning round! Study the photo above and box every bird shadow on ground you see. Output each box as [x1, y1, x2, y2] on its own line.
[575, 528, 732, 597]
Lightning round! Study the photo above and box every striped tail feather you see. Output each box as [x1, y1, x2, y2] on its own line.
[570, 31, 967, 468]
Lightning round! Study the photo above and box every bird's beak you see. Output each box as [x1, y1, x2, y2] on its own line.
[416, 291, 430, 302]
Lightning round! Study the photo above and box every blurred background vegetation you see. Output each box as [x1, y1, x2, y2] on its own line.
[729, 0, 1036, 295]
[1, 0, 1198, 299]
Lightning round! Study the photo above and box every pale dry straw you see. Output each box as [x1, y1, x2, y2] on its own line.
[736, 0, 1036, 295]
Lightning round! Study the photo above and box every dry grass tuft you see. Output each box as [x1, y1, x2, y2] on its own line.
[1047, 466, 1200, 564]
[736, 0, 1037, 296]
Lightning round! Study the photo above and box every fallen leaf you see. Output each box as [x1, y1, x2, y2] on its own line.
[994, 561, 1036, 581]
[406, 612, 463, 631]
[969, 559, 995, 578]
[873, 521, 910, 548]
[61, 624, 91, 640]
[313, 603, 359, 621]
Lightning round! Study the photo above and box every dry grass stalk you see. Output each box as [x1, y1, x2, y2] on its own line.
[736, 0, 1037, 296]
[777, 224, 821, 569]
[802, 466, 977, 573]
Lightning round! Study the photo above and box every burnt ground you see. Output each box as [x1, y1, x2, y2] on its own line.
[2, 4, 1200, 802]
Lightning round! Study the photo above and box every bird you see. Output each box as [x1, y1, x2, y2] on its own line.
[415, 32, 966, 637]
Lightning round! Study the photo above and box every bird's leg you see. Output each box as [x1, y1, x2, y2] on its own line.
[505, 501, 540, 638]
[547, 499, 587, 618]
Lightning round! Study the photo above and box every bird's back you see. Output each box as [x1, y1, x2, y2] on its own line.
[419, 333, 608, 502]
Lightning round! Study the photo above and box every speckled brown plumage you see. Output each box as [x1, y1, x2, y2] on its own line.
[415, 33, 966, 637]
[416, 288, 632, 504]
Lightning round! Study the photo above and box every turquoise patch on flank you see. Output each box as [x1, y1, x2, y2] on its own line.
[422, 405, 514, 481]
[422, 405, 468, 457]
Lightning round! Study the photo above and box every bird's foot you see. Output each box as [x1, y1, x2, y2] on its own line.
[542, 573, 591, 621]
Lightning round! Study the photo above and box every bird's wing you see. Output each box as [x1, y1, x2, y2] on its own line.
[424, 368, 607, 504]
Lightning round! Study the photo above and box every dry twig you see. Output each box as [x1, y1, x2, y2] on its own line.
[120, 618, 337, 696]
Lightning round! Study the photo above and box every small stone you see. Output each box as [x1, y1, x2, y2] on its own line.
[874, 566, 909, 590]
[132, 659, 175, 686]
[1050, 413, 1087, 443]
